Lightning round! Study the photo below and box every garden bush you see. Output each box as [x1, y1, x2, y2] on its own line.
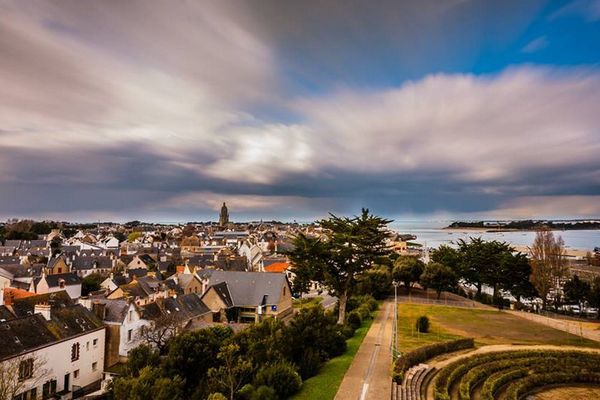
[254, 360, 302, 399]
[416, 316, 430, 333]
[347, 310, 362, 330]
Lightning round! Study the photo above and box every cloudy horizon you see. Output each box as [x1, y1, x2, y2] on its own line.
[1, 0, 599, 223]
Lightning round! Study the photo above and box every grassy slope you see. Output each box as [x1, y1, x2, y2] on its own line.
[291, 313, 376, 400]
[398, 303, 600, 352]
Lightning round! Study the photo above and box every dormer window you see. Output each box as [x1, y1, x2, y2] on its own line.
[59, 279, 66, 289]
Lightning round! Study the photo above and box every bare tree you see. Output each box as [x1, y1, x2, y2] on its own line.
[0, 353, 48, 400]
[529, 228, 568, 310]
[138, 313, 181, 354]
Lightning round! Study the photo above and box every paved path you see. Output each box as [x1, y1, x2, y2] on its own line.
[507, 310, 600, 343]
[335, 300, 394, 400]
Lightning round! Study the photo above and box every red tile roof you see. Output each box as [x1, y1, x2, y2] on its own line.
[264, 262, 290, 273]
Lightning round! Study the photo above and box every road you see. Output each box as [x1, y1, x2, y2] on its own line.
[334, 299, 394, 400]
[303, 289, 338, 309]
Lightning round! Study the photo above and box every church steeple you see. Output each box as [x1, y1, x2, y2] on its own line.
[219, 202, 229, 226]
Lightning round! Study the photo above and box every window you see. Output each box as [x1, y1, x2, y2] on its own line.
[73, 369, 79, 379]
[92, 362, 98, 371]
[59, 279, 65, 289]
[86, 341, 90, 351]
[18, 358, 34, 381]
[71, 342, 80, 361]
[93, 338, 98, 347]
[127, 329, 133, 342]
[42, 379, 57, 399]
[128, 310, 133, 322]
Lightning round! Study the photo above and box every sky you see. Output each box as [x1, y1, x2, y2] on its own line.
[1, 0, 599, 223]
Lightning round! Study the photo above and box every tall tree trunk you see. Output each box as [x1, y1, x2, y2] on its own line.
[337, 291, 348, 325]
[476, 283, 482, 296]
[436, 289, 442, 300]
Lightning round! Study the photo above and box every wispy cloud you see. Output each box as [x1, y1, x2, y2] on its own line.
[0, 1, 599, 220]
[521, 36, 548, 53]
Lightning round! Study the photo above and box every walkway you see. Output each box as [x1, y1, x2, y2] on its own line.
[335, 299, 394, 400]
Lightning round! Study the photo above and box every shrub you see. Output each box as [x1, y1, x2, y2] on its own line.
[296, 347, 323, 380]
[239, 384, 278, 400]
[341, 324, 356, 339]
[416, 316, 429, 333]
[347, 310, 362, 330]
[393, 338, 474, 383]
[207, 394, 227, 400]
[254, 360, 302, 399]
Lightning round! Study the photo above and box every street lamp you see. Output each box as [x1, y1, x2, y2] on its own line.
[392, 280, 400, 361]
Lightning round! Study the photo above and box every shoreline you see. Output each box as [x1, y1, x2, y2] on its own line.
[443, 227, 600, 233]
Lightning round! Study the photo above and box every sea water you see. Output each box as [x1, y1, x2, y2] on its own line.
[390, 221, 600, 251]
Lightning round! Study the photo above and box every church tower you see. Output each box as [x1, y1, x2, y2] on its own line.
[219, 202, 229, 226]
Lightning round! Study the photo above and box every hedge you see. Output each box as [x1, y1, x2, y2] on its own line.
[480, 367, 529, 400]
[434, 350, 600, 400]
[393, 338, 474, 383]
[505, 372, 600, 400]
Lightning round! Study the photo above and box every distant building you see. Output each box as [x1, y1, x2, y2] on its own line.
[219, 202, 230, 226]
[199, 270, 293, 323]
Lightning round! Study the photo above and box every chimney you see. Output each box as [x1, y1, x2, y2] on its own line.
[92, 302, 107, 320]
[35, 302, 52, 321]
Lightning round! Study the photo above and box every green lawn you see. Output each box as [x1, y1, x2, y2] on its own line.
[398, 303, 600, 352]
[291, 311, 376, 400]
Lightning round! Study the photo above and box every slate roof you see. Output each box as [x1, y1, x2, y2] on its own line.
[34, 272, 81, 289]
[0, 304, 104, 360]
[139, 302, 162, 320]
[91, 299, 130, 323]
[4, 240, 22, 248]
[208, 281, 234, 308]
[1, 263, 43, 278]
[127, 268, 148, 279]
[214, 257, 247, 272]
[24, 240, 48, 247]
[0, 305, 16, 321]
[0, 314, 58, 360]
[11, 291, 73, 317]
[186, 255, 215, 268]
[201, 270, 287, 307]
[164, 294, 211, 321]
[0, 256, 20, 265]
[72, 255, 113, 271]
[0, 267, 14, 280]
[0, 246, 16, 255]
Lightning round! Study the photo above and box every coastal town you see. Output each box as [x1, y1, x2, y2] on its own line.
[1, 204, 600, 399]
[3, 1, 600, 399]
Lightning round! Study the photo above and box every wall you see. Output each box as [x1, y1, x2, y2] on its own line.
[9, 327, 106, 398]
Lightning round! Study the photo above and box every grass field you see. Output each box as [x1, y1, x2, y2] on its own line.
[398, 303, 600, 352]
[291, 311, 376, 400]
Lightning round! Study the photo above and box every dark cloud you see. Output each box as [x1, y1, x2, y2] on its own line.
[1, 1, 599, 221]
